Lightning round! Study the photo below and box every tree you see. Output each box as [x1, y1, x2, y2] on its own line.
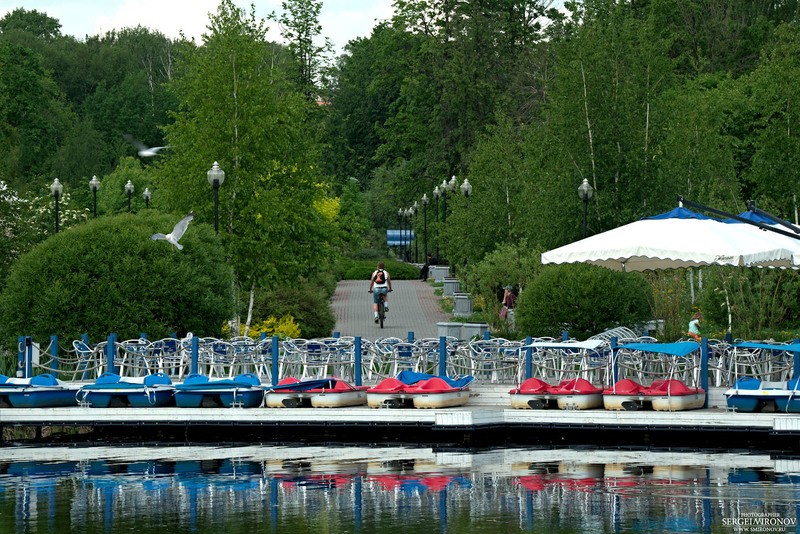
[279, 0, 333, 100]
[0, 8, 61, 40]
[156, 0, 336, 330]
[0, 212, 234, 346]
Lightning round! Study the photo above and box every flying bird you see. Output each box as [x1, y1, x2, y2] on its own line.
[123, 134, 169, 158]
[151, 212, 194, 250]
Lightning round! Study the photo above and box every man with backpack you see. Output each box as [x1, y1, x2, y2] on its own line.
[368, 262, 393, 323]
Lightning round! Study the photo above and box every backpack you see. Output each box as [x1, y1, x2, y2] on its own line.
[374, 270, 386, 284]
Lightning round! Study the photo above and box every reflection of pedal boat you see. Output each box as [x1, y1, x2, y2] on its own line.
[264, 378, 367, 408]
[0, 374, 81, 408]
[510, 378, 603, 410]
[79, 372, 174, 407]
[174, 373, 262, 408]
[725, 376, 800, 413]
[603, 379, 704, 411]
[367, 371, 474, 409]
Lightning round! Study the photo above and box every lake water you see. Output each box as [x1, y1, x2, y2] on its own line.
[1, 444, 798, 533]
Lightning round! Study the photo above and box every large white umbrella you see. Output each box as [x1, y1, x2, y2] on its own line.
[541, 206, 800, 271]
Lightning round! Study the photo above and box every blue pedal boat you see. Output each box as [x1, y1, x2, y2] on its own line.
[78, 372, 175, 407]
[0, 374, 80, 408]
[724, 376, 796, 412]
[174, 373, 263, 408]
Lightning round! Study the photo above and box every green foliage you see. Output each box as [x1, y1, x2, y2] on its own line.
[0, 212, 234, 348]
[463, 243, 543, 331]
[698, 267, 800, 341]
[340, 259, 420, 281]
[517, 264, 652, 340]
[251, 285, 335, 339]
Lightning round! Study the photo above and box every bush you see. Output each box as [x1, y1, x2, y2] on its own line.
[339, 259, 420, 281]
[0, 212, 235, 347]
[516, 264, 652, 340]
[251, 285, 336, 339]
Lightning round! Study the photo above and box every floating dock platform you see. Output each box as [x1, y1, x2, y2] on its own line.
[2, 386, 799, 451]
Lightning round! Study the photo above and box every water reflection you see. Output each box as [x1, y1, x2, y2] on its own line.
[1, 445, 799, 533]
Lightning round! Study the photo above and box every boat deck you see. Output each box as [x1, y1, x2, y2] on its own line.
[2, 386, 799, 450]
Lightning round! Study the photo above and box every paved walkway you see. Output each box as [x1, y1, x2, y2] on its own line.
[331, 280, 451, 339]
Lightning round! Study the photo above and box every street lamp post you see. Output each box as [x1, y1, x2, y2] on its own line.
[421, 194, 428, 261]
[207, 161, 225, 235]
[142, 187, 151, 209]
[50, 179, 63, 234]
[89, 176, 100, 218]
[578, 178, 594, 238]
[432, 186, 440, 261]
[397, 208, 404, 261]
[412, 201, 419, 262]
[125, 180, 134, 212]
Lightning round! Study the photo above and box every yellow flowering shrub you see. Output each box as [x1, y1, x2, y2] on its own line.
[222, 315, 301, 339]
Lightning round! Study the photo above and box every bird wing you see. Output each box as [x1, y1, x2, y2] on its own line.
[170, 212, 194, 242]
[151, 233, 167, 241]
[123, 134, 147, 152]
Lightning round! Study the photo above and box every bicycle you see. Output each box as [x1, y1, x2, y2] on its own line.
[369, 289, 392, 328]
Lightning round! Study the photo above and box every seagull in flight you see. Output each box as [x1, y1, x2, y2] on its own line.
[151, 212, 194, 250]
[123, 134, 168, 158]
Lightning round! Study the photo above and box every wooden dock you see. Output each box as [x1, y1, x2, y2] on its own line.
[2, 386, 799, 451]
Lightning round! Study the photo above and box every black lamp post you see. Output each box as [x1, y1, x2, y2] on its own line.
[412, 201, 419, 262]
[578, 178, 594, 238]
[397, 208, 404, 260]
[125, 180, 134, 212]
[142, 187, 151, 209]
[421, 193, 428, 261]
[433, 186, 440, 261]
[89, 176, 100, 218]
[207, 161, 225, 235]
[50, 178, 63, 234]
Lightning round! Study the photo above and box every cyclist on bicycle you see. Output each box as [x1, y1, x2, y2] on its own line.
[368, 262, 393, 323]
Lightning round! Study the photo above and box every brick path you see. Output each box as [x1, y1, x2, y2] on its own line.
[331, 280, 451, 339]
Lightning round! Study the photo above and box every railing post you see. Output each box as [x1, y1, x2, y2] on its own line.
[525, 336, 533, 380]
[271, 335, 280, 386]
[355, 336, 362, 386]
[793, 339, 800, 380]
[25, 336, 33, 378]
[610, 336, 619, 384]
[333, 331, 341, 339]
[107, 333, 117, 375]
[17, 336, 26, 378]
[80, 334, 91, 380]
[50, 335, 59, 372]
[190, 336, 199, 375]
[484, 330, 490, 340]
[561, 330, 569, 341]
[408, 331, 414, 343]
[700, 337, 709, 408]
[439, 336, 447, 376]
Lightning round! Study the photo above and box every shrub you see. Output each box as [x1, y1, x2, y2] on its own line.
[0, 212, 235, 347]
[251, 284, 336, 339]
[516, 264, 652, 340]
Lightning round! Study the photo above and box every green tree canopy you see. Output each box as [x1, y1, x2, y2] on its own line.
[0, 212, 234, 345]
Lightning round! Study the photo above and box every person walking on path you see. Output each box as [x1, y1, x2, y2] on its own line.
[368, 262, 393, 323]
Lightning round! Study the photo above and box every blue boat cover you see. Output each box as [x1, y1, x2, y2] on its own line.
[176, 372, 261, 390]
[395, 370, 474, 388]
[734, 342, 800, 352]
[643, 207, 712, 221]
[619, 341, 700, 357]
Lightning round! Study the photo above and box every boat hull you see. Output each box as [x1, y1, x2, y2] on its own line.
[310, 390, 367, 408]
[650, 393, 705, 411]
[509, 394, 556, 410]
[7, 388, 79, 408]
[555, 393, 603, 410]
[412, 390, 470, 409]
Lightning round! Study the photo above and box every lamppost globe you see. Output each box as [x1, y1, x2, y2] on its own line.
[448, 175, 457, 191]
[460, 178, 472, 197]
[577, 178, 594, 201]
[207, 161, 225, 234]
[89, 175, 100, 218]
[142, 187, 151, 208]
[578, 178, 594, 238]
[125, 180, 134, 212]
[50, 178, 63, 234]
